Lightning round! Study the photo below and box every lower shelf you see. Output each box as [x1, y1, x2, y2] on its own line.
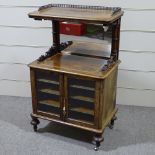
[39, 89, 59, 95]
[70, 85, 95, 91]
[70, 96, 94, 103]
[37, 103, 60, 114]
[68, 110, 94, 123]
[70, 107, 94, 115]
[39, 100, 59, 108]
[37, 79, 59, 85]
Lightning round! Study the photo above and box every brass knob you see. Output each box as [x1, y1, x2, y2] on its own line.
[63, 99, 66, 117]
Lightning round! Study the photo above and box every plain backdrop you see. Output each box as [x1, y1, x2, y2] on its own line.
[0, 0, 155, 107]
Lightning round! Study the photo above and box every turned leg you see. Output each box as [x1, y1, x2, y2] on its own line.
[109, 115, 117, 129]
[31, 114, 40, 132]
[93, 133, 104, 151]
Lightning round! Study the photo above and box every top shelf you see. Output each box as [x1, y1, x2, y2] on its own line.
[28, 4, 124, 24]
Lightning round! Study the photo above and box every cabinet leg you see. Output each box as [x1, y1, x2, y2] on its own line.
[109, 115, 117, 129]
[31, 114, 40, 132]
[93, 133, 104, 151]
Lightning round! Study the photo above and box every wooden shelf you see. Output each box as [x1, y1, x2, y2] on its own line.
[39, 100, 59, 108]
[38, 79, 59, 85]
[70, 96, 94, 103]
[29, 52, 121, 79]
[70, 85, 94, 91]
[70, 107, 94, 115]
[28, 4, 123, 23]
[39, 89, 59, 95]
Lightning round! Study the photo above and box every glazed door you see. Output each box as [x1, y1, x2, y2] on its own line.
[34, 69, 62, 119]
[64, 75, 99, 127]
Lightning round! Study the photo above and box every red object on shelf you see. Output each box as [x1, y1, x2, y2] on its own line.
[60, 22, 86, 36]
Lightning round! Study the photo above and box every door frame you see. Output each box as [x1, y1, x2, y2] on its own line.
[31, 68, 62, 120]
[63, 74, 100, 129]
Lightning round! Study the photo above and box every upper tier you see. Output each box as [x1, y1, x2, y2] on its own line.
[29, 40, 121, 79]
[28, 4, 124, 24]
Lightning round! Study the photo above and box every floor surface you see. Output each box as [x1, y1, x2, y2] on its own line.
[0, 95, 155, 154]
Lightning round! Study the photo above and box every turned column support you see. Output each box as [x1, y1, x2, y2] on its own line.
[52, 20, 60, 52]
[111, 18, 121, 61]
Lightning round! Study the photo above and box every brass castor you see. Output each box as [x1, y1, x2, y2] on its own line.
[93, 133, 104, 151]
[31, 114, 40, 132]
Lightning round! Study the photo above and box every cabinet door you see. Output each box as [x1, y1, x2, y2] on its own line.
[64, 75, 99, 127]
[33, 69, 62, 118]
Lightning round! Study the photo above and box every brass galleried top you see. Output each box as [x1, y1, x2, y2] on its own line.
[28, 4, 123, 24]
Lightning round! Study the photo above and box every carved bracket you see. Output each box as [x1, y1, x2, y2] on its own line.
[101, 56, 115, 71]
[37, 41, 73, 62]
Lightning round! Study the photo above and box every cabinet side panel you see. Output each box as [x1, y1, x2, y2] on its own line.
[94, 80, 101, 128]
[102, 66, 118, 129]
[30, 68, 37, 114]
[98, 80, 104, 129]
[100, 79, 108, 130]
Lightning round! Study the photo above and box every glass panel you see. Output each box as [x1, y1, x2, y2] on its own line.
[36, 70, 60, 115]
[67, 77, 95, 124]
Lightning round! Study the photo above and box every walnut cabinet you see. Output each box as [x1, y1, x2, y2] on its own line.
[29, 52, 120, 150]
[30, 65, 118, 131]
[28, 3, 124, 151]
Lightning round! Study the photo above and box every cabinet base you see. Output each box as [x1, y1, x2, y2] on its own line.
[30, 108, 117, 134]
[30, 110, 117, 150]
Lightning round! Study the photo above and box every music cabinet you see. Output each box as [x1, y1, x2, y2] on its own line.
[28, 4, 123, 150]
